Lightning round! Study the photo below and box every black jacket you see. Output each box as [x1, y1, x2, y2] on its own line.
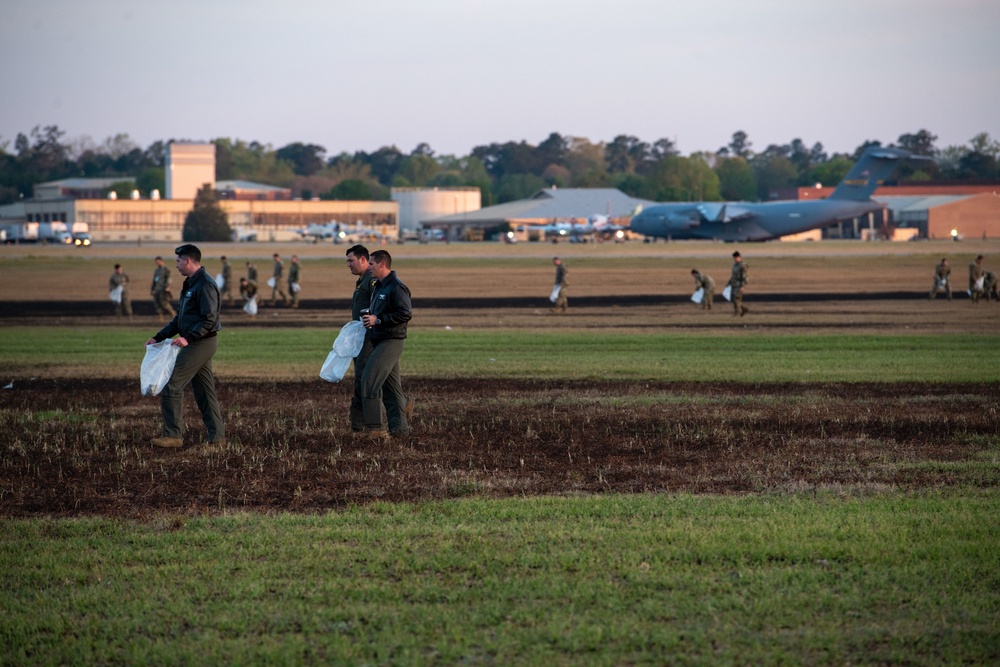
[368, 271, 411, 342]
[154, 267, 221, 342]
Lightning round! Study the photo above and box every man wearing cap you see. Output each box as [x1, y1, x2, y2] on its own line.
[144, 244, 225, 449]
[727, 251, 748, 316]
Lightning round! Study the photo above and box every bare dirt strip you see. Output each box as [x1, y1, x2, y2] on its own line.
[2, 377, 996, 518]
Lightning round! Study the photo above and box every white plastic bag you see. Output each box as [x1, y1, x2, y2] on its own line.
[243, 295, 258, 316]
[691, 288, 704, 304]
[140, 339, 181, 396]
[109, 285, 123, 303]
[320, 321, 367, 382]
[722, 285, 732, 301]
[267, 276, 276, 288]
[549, 285, 561, 303]
[291, 282, 301, 293]
[215, 273, 225, 289]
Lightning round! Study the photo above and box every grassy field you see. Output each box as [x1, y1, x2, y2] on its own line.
[3, 493, 998, 665]
[2, 246, 999, 664]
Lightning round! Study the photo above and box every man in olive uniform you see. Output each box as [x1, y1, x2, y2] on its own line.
[144, 244, 224, 449]
[288, 254, 301, 308]
[969, 255, 985, 303]
[360, 250, 413, 439]
[983, 270, 998, 302]
[109, 263, 132, 318]
[220, 255, 233, 305]
[929, 258, 952, 300]
[550, 257, 568, 313]
[238, 277, 258, 318]
[727, 251, 748, 316]
[270, 253, 289, 306]
[245, 260, 258, 286]
[150, 256, 175, 321]
[691, 268, 716, 310]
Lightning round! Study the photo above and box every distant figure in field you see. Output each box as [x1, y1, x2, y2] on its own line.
[288, 254, 301, 308]
[219, 255, 233, 305]
[150, 256, 175, 321]
[727, 251, 748, 317]
[270, 253, 289, 306]
[929, 258, 952, 300]
[109, 263, 132, 318]
[239, 277, 258, 318]
[245, 260, 258, 286]
[145, 244, 224, 449]
[691, 269, 716, 310]
[969, 255, 985, 303]
[550, 257, 568, 313]
[983, 270, 998, 302]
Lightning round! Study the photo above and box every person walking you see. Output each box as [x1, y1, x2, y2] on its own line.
[144, 244, 224, 449]
[288, 254, 301, 308]
[270, 253, 289, 306]
[109, 263, 132, 318]
[550, 257, 569, 313]
[727, 251, 748, 316]
[220, 255, 233, 305]
[969, 255, 985, 304]
[246, 260, 258, 286]
[360, 249, 413, 439]
[150, 256, 175, 321]
[346, 245, 378, 433]
[929, 258, 952, 300]
[691, 268, 716, 310]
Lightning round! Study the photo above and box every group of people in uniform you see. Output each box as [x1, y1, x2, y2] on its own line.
[929, 254, 997, 303]
[110, 252, 304, 319]
[689, 251, 749, 316]
[143, 243, 413, 449]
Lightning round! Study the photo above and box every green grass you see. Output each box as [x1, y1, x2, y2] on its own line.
[2, 326, 999, 381]
[2, 493, 998, 665]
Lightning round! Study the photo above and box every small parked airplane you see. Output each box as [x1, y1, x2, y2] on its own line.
[628, 147, 927, 241]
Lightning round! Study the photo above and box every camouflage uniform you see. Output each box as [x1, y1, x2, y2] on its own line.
[220, 257, 233, 305]
[109, 266, 132, 318]
[270, 255, 289, 305]
[969, 257, 985, 304]
[727, 255, 748, 316]
[151, 260, 175, 320]
[929, 260, 951, 300]
[288, 257, 301, 308]
[551, 259, 568, 313]
[983, 271, 998, 302]
[692, 270, 715, 310]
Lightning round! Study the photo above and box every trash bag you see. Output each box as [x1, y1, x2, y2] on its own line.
[140, 339, 181, 396]
[109, 285, 123, 303]
[320, 351, 353, 382]
[215, 273, 225, 289]
[722, 285, 732, 302]
[320, 321, 367, 383]
[332, 320, 366, 357]
[291, 282, 301, 293]
[243, 296, 258, 316]
[691, 288, 704, 304]
[266, 277, 276, 288]
[549, 285, 561, 303]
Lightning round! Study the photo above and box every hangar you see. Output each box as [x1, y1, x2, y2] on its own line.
[423, 187, 656, 242]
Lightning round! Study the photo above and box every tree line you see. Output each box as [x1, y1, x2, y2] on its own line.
[2, 126, 998, 208]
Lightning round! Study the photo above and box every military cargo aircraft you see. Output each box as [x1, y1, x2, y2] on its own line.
[629, 147, 925, 241]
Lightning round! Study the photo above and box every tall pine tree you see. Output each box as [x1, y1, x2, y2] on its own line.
[183, 184, 232, 242]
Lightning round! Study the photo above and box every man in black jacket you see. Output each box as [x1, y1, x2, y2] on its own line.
[359, 250, 413, 438]
[145, 244, 225, 448]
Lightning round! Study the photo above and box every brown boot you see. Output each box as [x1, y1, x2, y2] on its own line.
[151, 436, 183, 448]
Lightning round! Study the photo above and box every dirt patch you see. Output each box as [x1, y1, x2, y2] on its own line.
[2, 378, 996, 518]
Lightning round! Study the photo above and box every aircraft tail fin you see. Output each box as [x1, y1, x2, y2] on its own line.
[828, 147, 920, 202]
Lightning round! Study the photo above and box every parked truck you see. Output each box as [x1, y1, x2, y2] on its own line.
[71, 221, 92, 246]
[39, 221, 74, 244]
[0, 222, 40, 243]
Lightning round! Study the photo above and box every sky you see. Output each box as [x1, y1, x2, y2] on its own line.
[2, 0, 999, 160]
